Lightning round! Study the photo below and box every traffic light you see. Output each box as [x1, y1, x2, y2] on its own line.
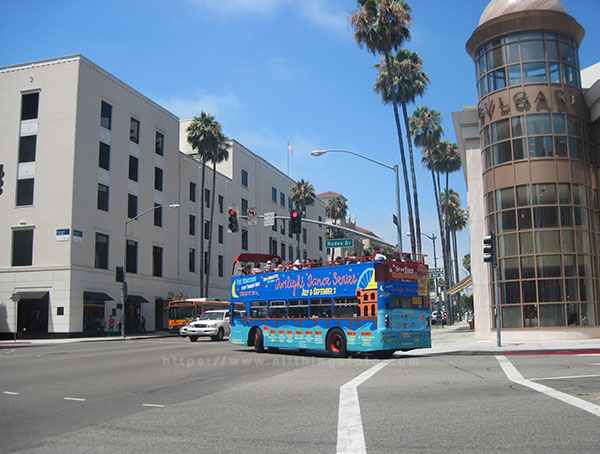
[116, 266, 124, 282]
[483, 233, 495, 264]
[228, 208, 239, 232]
[0, 164, 4, 195]
[290, 209, 302, 234]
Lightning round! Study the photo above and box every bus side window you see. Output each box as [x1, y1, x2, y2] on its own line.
[268, 300, 287, 318]
[309, 298, 332, 318]
[250, 300, 267, 318]
[288, 299, 309, 318]
[334, 297, 359, 318]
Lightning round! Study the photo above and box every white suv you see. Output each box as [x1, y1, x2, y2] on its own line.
[181, 310, 230, 342]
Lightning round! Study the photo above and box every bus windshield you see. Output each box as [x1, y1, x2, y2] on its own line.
[169, 305, 195, 320]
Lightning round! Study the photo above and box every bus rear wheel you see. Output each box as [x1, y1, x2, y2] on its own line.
[253, 329, 264, 353]
[327, 328, 347, 358]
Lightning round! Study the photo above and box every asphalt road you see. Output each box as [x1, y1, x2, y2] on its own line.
[1, 336, 599, 453]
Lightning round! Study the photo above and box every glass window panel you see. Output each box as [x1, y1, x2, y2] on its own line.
[518, 208, 532, 229]
[523, 304, 538, 327]
[564, 255, 576, 277]
[493, 142, 512, 164]
[568, 138, 584, 160]
[513, 138, 526, 160]
[554, 136, 568, 156]
[486, 191, 495, 213]
[486, 47, 505, 71]
[516, 185, 530, 207]
[527, 114, 552, 135]
[561, 230, 575, 252]
[548, 62, 560, 83]
[580, 280, 595, 302]
[498, 233, 518, 257]
[576, 232, 593, 254]
[560, 207, 573, 227]
[567, 115, 582, 137]
[533, 207, 558, 228]
[528, 136, 553, 158]
[580, 303, 596, 326]
[537, 255, 561, 278]
[521, 32, 544, 40]
[578, 254, 593, 277]
[546, 39, 559, 60]
[521, 256, 535, 278]
[478, 56, 486, 77]
[522, 282, 537, 303]
[511, 116, 525, 137]
[552, 113, 565, 134]
[523, 61, 547, 83]
[482, 125, 491, 147]
[566, 303, 579, 325]
[565, 280, 578, 302]
[559, 42, 574, 63]
[521, 40, 544, 61]
[531, 183, 556, 205]
[496, 187, 515, 210]
[492, 119, 511, 142]
[539, 303, 565, 325]
[562, 64, 576, 86]
[507, 64, 522, 86]
[506, 43, 520, 64]
[481, 75, 488, 96]
[489, 69, 506, 91]
[558, 183, 570, 204]
[574, 207, 589, 228]
[535, 230, 560, 253]
[502, 306, 522, 327]
[488, 214, 496, 235]
[520, 232, 534, 254]
[538, 281, 563, 303]
[485, 147, 492, 169]
[500, 257, 520, 280]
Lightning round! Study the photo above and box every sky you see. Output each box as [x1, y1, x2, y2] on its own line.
[2, 0, 599, 275]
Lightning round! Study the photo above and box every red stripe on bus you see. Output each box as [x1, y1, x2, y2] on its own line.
[361, 331, 373, 336]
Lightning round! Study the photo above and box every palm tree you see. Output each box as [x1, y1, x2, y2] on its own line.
[290, 179, 316, 259]
[374, 49, 429, 254]
[351, 0, 413, 251]
[441, 189, 467, 285]
[463, 253, 471, 274]
[326, 196, 348, 260]
[204, 137, 229, 297]
[186, 112, 223, 297]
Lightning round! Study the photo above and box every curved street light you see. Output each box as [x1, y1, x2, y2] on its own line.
[121, 203, 180, 338]
[311, 149, 402, 251]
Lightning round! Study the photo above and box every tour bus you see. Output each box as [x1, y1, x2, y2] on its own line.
[168, 299, 241, 334]
[229, 252, 431, 358]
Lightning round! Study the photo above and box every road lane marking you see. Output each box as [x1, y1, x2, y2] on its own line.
[4, 391, 20, 395]
[64, 397, 87, 402]
[496, 356, 600, 418]
[142, 404, 165, 408]
[337, 362, 389, 454]
[533, 374, 600, 381]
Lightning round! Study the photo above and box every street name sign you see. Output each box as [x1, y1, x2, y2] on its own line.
[325, 238, 354, 248]
[263, 212, 275, 227]
[429, 267, 444, 278]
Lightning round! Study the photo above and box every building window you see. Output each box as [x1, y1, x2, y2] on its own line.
[272, 187, 277, 202]
[126, 239, 137, 273]
[280, 192, 285, 206]
[95, 233, 109, 269]
[288, 197, 292, 210]
[189, 214, 196, 236]
[204, 220, 210, 240]
[154, 203, 162, 227]
[303, 228, 307, 244]
[218, 225, 224, 244]
[190, 182, 196, 202]
[289, 245, 294, 263]
[21, 92, 39, 121]
[218, 195, 224, 213]
[241, 228, 248, 250]
[205, 189, 210, 208]
[241, 169, 248, 187]
[218, 255, 224, 277]
[280, 221, 285, 235]
[269, 238, 278, 255]
[189, 248, 196, 272]
[154, 167, 163, 191]
[12, 228, 34, 266]
[99, 142, 110, 170]
[130, 117, 140, 144]
[204, 251, 209, 275]
[319, 236, 323, 251]
[16, 179, 34, 206]
[155, 131, 164, 156]
[152, 245, 163, 277]
[128, 194, 137, 219]
[97, 184, 109, 211]
[129, 156, 138, 181]
[241, 198, 248, 216]
[281, 243, 286, 261]
[101, 101, 112, 130]
[19, 136, 36, 163]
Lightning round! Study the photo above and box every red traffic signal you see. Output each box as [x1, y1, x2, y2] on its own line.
[228, 208, 239, 232]
[290, 209, 302, 234]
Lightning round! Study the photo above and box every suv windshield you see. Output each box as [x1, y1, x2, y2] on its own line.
[200, 312, 225, 321]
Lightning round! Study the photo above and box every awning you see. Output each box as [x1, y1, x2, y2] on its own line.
[126, 295, 149, 304]
[83, 291, 114, 302]
[446, 275, 472, 296]
[13, 291, 49, 301]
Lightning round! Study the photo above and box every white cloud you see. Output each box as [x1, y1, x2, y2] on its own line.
[156, 91, 244, 120]
[297, 0, 350, 35]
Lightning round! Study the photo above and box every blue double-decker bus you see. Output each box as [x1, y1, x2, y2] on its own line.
[229, 252, 431, 358]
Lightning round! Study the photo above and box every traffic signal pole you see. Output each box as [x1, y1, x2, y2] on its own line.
[483, 233, 501, 347]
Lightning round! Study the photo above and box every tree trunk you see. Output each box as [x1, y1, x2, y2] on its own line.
[402, 103, 422, 255]
[204, 162, 218, 297]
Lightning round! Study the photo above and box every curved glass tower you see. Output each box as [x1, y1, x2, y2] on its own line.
[466, 0, 599, 329]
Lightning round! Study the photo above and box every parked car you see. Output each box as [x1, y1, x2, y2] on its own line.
[180, 310, 230, 341]
[431, 311, 447, 325]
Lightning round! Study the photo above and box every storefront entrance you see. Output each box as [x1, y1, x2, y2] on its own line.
[17, 292, 49, 334]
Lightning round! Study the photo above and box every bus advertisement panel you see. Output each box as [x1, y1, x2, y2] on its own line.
[229, 252, 431, 357]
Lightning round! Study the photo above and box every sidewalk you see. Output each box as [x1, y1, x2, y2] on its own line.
[0, 332, 170, 347]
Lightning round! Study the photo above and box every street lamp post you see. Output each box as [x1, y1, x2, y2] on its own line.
[408, 231, 440, 308]
[121, 203, 180, 338]
[311, 149, 402, 252]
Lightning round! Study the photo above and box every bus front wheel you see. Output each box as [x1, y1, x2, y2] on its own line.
[189, 336, 198, 342]
[327, 328, 347, 358]
[253, 329, 265, 353]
